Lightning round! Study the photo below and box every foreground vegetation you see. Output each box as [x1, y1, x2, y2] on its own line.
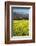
[12, 20, 29, 36]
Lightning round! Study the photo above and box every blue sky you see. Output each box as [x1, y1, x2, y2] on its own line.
[13, 8, 29, 14]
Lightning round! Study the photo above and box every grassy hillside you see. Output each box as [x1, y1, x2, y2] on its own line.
[12, 20, 29, 36]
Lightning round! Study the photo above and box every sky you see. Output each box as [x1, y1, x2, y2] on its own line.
[12, 8, 30, 14]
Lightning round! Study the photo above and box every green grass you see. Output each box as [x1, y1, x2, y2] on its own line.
[12, 20, 29, 36]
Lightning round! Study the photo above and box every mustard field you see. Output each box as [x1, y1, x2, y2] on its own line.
[12, 20, 29, 36]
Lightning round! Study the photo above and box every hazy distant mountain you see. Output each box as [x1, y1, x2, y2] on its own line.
[12, 12, 29, 20]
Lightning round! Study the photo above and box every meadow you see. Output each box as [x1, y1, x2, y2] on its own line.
[12, 20, 29, 36]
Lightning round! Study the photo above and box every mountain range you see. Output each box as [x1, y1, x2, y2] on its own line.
[12, 12, 29, 20]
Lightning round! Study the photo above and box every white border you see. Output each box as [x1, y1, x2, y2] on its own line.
[10, 5, 32, 40]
